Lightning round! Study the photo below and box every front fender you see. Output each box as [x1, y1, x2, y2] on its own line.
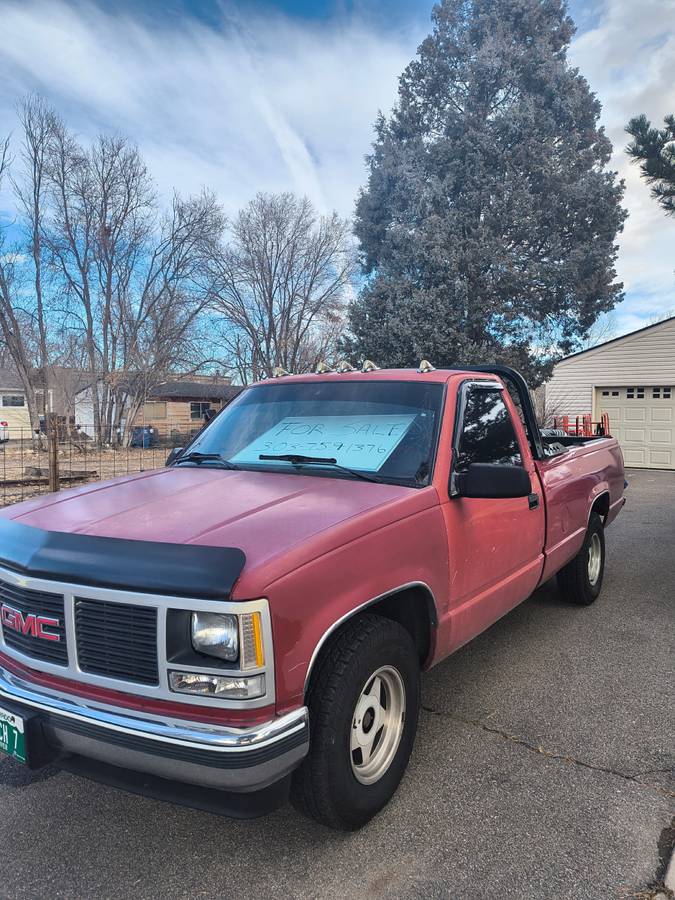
[265, 505, 449, 714]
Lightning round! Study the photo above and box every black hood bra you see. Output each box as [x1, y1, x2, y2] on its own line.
[0, 519, 246, 599]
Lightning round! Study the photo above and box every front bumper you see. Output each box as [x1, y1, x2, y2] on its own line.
[0, 664, 309, 814]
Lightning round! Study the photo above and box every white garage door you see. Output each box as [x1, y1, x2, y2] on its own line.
[595, 385, 674, 469]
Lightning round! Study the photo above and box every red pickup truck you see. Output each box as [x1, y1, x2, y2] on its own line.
[0, 365, 624, 830]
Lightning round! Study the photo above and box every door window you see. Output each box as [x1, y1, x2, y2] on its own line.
[456, 388, 522, 470]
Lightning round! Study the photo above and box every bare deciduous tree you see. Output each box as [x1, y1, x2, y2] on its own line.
[1, 98, 354, 450]
[578, 314, 618, 351]
[0, 136, 43, 440]
[44, 117, 225, 441]
[12, 95, 57, 410]
[211, 193, 355, 383]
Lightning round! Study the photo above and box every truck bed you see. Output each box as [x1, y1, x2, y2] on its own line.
[535, 435, 625, 581]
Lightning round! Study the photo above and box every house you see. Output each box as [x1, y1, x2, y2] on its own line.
[132, 379, 242, 441]
[0, 363, 88, 439]
[0, 368, 31, 439]
[74, 376, 243, 442]
[545, 315, 675, 470]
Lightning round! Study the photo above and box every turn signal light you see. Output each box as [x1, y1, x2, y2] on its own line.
[240, 611, 264, 670]
[168, 671, 265, 699]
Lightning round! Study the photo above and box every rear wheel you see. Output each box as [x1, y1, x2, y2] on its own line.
[291, 613, 420, 830]
[557, 512, 605, 605]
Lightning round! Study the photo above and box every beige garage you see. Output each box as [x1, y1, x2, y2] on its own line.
[545, 316, 675, 470]
[594, 385, 674, 468]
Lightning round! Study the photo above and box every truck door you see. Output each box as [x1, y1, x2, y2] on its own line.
[441, 381, 546, 651]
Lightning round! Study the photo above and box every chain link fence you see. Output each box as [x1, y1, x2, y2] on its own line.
[0, 419, 194, 509]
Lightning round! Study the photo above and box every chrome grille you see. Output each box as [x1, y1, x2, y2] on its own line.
[0, 578, 68, 665]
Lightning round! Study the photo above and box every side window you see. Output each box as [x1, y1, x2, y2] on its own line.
[456, 388, 523, 469]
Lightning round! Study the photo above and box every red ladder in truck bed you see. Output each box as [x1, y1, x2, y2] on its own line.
[553, 413, 611, 437]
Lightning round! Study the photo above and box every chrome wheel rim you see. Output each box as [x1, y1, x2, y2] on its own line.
[350, 665, 406, 785]
[588, 533, 602, 585]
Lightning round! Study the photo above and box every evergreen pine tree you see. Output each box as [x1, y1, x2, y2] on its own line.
[346, 0, 627, 383]
[626, 114, 675, 217]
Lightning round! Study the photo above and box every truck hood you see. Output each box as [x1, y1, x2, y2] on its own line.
[1, 467, 438, 594]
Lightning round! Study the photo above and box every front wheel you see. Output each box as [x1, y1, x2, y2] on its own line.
[291, 613, 420, 830]
[557, 512, 605, 605]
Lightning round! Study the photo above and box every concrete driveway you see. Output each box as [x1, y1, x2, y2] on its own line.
[0, 469, 673, 899]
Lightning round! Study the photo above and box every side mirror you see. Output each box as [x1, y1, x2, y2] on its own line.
[455, 463, 531, 499]
[165, 447, 184, 466]
[204, 409, 217, 422]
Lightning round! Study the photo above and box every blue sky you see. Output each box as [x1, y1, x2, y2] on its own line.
[0, 0, 673, 339]
[108, 0, 433, 27]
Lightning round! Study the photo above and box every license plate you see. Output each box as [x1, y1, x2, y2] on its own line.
[0, 705, 26, 763]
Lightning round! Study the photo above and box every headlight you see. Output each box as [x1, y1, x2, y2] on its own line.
[190, 610, 265, 669]
[191, 612, 238, 661]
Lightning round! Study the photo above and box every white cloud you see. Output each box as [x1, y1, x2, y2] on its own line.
[0, 0, 673, 334]
[569, 0, 675, 332]
[0, 0, 419, 217]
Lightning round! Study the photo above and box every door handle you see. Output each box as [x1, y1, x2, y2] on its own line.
[528, 493, 539, 510]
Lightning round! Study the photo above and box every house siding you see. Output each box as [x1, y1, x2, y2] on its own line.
[133, 399, 225, 438]
[0, 405, 31, 439]
[0, 377, 31, 439]
[545, 317, 675, 420]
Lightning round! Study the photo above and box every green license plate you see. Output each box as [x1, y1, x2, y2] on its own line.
[0, 705, 26, 763]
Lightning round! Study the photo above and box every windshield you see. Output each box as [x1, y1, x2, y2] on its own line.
[184, 380, 445, 486]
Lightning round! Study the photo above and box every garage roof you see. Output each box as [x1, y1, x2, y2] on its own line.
[561, 314, 675, 361]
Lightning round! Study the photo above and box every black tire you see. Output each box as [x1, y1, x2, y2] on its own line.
[291, 613, 420, 830]
[557, 512, 605, 605]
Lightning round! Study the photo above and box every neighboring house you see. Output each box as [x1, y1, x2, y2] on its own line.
[132, 380, 242, 441]
[0, 368, 31, 439]
[74, 377, 242, 442]
[0, 364, 87, 435]
[73, 383, 124, 439]
[545, 315, 675, 470]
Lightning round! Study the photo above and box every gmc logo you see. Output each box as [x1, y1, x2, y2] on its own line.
[0, 604, 61, 642]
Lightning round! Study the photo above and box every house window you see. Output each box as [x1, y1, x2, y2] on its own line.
[626, 388, 634, 398]
[1, 394, 25, 407]
[190, 402, 212, 421]
[653, 387, 672, 399]
[601, 390, 609, 396]
[144, 401, 167, 419]
[611, 391, 619, 396]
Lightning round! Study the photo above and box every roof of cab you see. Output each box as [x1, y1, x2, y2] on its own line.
[248, 367, 499, 387]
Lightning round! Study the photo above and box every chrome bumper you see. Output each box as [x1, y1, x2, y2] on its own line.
[0, 665, 309, 793]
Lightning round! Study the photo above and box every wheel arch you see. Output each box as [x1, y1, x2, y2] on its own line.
[590, 490, 611, 523]
[303, 582, 437, 694]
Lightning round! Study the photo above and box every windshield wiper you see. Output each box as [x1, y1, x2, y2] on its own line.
[258, 453, 382, 484]
[174, 451, 239, 470]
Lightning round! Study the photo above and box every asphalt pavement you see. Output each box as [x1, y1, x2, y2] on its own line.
[0, 469, 673, 899]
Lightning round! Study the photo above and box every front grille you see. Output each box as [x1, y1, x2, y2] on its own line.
[75, 598, 158, 686]
[0, 579, 68, 665]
